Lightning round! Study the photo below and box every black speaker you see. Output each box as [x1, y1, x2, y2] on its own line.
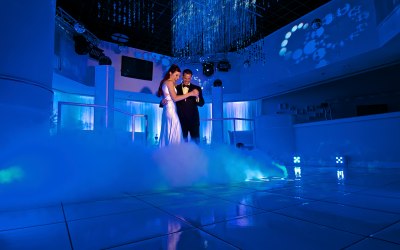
[217, 61, 231, 72]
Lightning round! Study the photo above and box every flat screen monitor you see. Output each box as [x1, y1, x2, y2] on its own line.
[121, 56, 153, 81]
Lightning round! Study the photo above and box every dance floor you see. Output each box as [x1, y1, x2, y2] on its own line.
[1, 166, 400, 249]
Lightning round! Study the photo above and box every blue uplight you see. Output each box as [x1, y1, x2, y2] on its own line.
[294, 166, 301, 179]
[0, 166, 24, 184]
[337, 170, 345, 181]
[336, 156, 344, 164]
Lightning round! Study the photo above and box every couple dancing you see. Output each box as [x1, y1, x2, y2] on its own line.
[157, 64, 204, 147]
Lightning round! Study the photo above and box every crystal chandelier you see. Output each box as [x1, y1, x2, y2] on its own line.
[172, 0, 260, 62]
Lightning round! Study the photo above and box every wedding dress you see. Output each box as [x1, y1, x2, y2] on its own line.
[159, 83, 183, 147]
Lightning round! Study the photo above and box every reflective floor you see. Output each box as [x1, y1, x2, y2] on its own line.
[1, 166, 400, 249]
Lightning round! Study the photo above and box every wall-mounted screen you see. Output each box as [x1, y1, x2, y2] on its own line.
[121, 56, 153, 81]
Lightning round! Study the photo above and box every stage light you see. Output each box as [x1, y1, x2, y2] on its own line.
[0, 166, 24, 184]
[335, 156, 346, 165]
[73, 23, 86, 34]
[336, 156, 346, 183]
[213, 79, 222, 87]
[202, 62, 214, 77]
[293, 156, 301, 164]
[217, 61, 231, 72]
[337, 169, 345, 181]
[294, 166, 301, 179]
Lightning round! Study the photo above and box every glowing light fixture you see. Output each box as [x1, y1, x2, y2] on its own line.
[335, 156, 347, 165]
[172, 0, 262, 61]
[337, 170, 345, 181]
[294, 166, 301, 179]
[73, 23, 86, 34]
[293, 156, 301, 164]
[0, 166, 24, 184]
[203, 63, 214, 77]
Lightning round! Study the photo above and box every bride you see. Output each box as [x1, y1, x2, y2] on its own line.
[157, 64, 198, 147]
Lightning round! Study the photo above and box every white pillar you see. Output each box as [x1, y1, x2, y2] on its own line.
[94, 65, 115, 130]
[212, 85, 223, 144]
[0, 1, 56, 146]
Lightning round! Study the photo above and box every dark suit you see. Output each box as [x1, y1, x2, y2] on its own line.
[175, 83, 205, 143]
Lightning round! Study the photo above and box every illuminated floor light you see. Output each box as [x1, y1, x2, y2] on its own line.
[294, 166, 301, 179]
[335, 156, 347, 166]
[337, 169, 345, 181]
[0, 166, 24, 184]
[336, 156, 344, 164]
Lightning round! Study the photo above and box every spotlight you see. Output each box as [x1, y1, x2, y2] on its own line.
[293, 156, 301, 164]
[217, 61, 231, 72]
[337, 169, 345, 181]
[335, 156, 346, 165]
[202, 62, 214, 77]
[111, 33, 129, 43]
[73, 23, 86, 34]
[213, 79, 222, 87]
[294, 166, 301, 179]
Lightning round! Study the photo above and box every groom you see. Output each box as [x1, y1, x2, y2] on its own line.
[175, 69, 205, 144]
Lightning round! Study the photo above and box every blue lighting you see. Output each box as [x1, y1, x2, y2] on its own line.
[293, 156, 301, 164]
[278, 2, 371, 69]
[0, 166, 24, 184]
[337, 170, 345, 181]
[336, 156, 344, 164]
[294, 166, 301, 179]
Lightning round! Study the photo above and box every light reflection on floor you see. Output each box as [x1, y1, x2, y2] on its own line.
[1, 165, 400, 249]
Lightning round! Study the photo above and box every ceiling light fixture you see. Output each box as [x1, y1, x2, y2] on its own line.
[172, 0, 264, 63]
[73, 23, 86, 34]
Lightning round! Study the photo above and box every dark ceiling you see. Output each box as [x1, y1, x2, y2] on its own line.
[56, 0, 331, 56]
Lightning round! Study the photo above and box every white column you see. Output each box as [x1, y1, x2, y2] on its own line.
[94, 65, 115, 130]
[0, 1, 56, 146]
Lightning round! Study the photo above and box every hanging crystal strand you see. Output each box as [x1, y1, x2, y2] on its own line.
[128, 0, 131, 27]
[136, 0, 139, 27]
[123, 3, 126, 26]
[151, 3, 154, 33]
[113, 1, 117, 23]
[106, 0, 110, 21]
[118, 0, 122, 23]
[173, 0, 261, 60]
[147, 1, 150, 32]
[97, 0, 101, 19]
[132, 0, 137, 27]
[141, 0, 147, 30]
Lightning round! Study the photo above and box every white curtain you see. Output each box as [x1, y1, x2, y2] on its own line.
[54, 91, 257, 144]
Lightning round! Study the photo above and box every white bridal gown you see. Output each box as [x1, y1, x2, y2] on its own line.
[159, 83, 183, 147]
